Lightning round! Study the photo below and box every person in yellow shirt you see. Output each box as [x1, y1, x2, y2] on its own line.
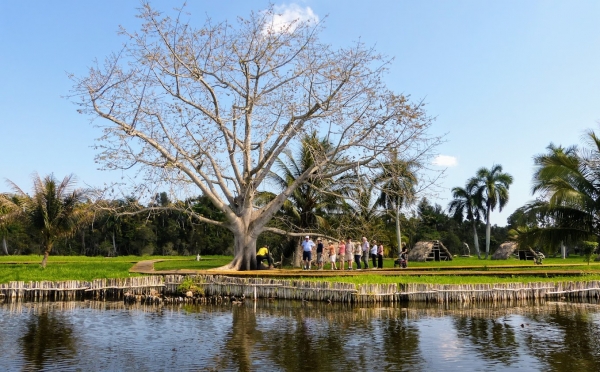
[257, 246, 274, 268]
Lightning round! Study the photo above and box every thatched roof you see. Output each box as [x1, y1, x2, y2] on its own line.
[407, 240, 453, 262]
[491, 241, 518, 260]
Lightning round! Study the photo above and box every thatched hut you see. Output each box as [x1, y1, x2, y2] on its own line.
[491, 241, 518, 260]
[408, 240, 452, 262]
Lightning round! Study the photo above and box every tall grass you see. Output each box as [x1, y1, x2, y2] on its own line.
[0, 255, 186, 263]
[1, 254, 599, 285]
[302, 273, 600, 285]
[153, 256, 233, 271]
[0, 255, 196, 283]
[0, 262, 143, 283]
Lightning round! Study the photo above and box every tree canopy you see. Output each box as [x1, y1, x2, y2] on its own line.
[518, 131, 600, 256]
[71, 3, 439, 270]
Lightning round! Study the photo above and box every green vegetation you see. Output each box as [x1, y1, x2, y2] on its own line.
[515, 131, 600, 257]
[1, 255, 600, 285]
[303, 273, 600, 286]
[154, 256, 234, 271]
[0, 262, 141, 283]
[0, 255, 181, 283]
[1, 4, 598, 272]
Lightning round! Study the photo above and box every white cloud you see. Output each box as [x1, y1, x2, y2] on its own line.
[263, 4, 319, 34]
[433, 155, 458, 167]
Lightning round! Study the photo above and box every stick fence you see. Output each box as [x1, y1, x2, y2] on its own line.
[1, 275, 599, 304]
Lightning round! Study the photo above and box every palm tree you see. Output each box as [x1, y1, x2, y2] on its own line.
[265, 132, 344, 266]
[476, 165, 513, 259]
[341, 181, 385, 240]
[375, 154, 417, 257]
[6, 173, 90, 267]
[448, 178, 484, 259]
[268, 133, 340, 230]
[0, 193, 22, 255]
[519, 134, 600, 254]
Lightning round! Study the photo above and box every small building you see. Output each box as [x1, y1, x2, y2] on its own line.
[491, 241, 519, 260]
[408, 240, 452, 262]
[492, 241, 537, 260]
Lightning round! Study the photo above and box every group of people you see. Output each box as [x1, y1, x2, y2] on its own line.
[301, 236, 387, 270]
[257, 236, 409, 270]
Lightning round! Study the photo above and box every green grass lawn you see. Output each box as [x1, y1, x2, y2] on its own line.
[0, 255, 167, 263]
[301, 273, 600, 286]
[0, 255, 187, 284]
[0, 262, 144, 283]
[153, 256, 236, 271]
[402, 255, 597, 268]
[1, 254, 599, 285]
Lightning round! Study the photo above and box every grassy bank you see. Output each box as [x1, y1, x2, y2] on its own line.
[1, 254, 600, 285]
[301, 273, 600, 285]
[0, 255, 182, 283]
[153, 256, 234, 271]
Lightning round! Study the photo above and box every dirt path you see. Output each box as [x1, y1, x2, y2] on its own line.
[129, 259, 599, 277]
[129, 259, 160, 274]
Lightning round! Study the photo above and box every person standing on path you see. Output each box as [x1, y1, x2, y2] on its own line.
[370, 239, 378, 268]
[361, 237, 370, 269]
[346, 238, 356, 270]
[301, 236, 315, 270]
[338, 240, 346, 270]
[349, 237, 361, 270]
[316, 238, 324, 270]
[328, 240, 337, 270]
[376, 241, 384, 269]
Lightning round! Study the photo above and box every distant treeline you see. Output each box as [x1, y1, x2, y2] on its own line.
[1, 191, 508, 259]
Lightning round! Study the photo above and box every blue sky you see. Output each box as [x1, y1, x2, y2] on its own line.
[2, 1, 600, 226]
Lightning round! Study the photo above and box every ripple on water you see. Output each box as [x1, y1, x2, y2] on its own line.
[0, 301, 599, 371]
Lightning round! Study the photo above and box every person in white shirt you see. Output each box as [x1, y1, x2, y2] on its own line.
[370, 239, 378, 268]
[361, 237, 370, 269]
[301, 236, 315, 270]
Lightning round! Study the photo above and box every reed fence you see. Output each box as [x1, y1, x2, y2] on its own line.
[2, 275, 600, 304]
[0, 276, 165, 301]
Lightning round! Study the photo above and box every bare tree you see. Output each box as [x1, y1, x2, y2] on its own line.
[71, 3, 440, 270]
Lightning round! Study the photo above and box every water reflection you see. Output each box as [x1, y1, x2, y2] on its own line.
[19, 310, 78, 370]
[453, 316, 519, 366]
[0, 300, 599, 371]
[523, 303, 600, 372]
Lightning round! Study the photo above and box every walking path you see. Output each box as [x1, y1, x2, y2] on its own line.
[129, 259, 600, 278]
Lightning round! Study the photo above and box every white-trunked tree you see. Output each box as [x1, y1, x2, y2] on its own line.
[72, 3, 439, 270]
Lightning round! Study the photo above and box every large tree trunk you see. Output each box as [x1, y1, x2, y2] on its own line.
[81, 230, 86, 255]
[220, 233, 258, 271]
[484, 207, 491, 259]
[472, 221, 481, 259]
[293, 239, 303, 268]
[396, 204, 402, 258]
[41, 243, 53, 268]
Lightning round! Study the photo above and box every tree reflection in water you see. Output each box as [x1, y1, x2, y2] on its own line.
[212, 301, 424, 372]
[453, 317, 519, 366]
[19, 309, 78, 370]
[381, 310, 422, 370]
[1, 300, 600, 371]
[522, 303, 600, 372]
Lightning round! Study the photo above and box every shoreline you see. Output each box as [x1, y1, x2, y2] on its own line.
[2, 274, 600, 304]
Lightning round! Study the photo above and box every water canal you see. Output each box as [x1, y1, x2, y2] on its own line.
[0, 300, 598, 371]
